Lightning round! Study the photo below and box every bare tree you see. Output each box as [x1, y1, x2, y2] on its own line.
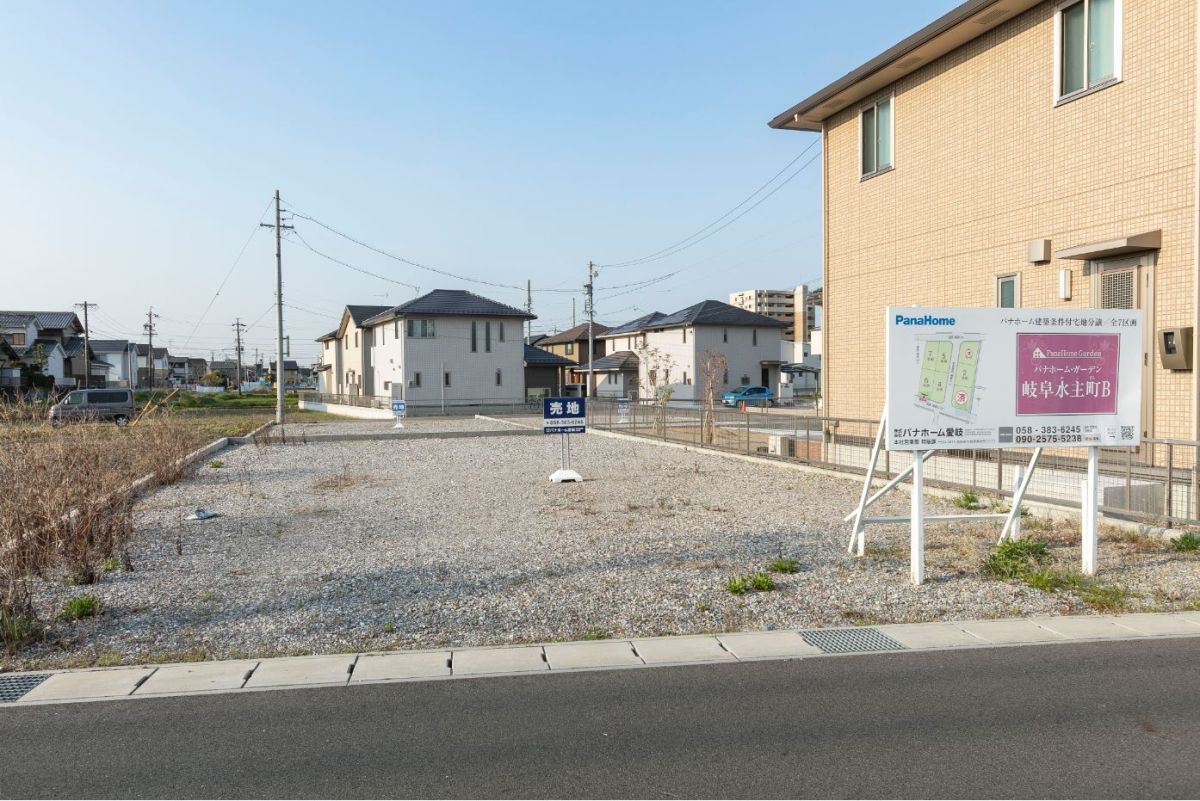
[699, 349, 727, 444]
[634, 344, 675, 436]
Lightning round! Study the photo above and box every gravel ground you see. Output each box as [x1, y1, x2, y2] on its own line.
[12, 421, 1200, 669]
[280, 415, 532, 438]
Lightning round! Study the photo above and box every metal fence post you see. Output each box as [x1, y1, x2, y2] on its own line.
[745, 409, 751, 455]
[1166, 443, 1174, 523]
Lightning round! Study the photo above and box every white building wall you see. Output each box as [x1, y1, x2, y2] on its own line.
[372, 317, 525, 406]
[639, 327, 698, 401]
[95, 350, 130, 384]
[369, 319, 405, 398]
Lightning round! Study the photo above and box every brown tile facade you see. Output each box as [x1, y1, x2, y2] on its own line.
[821, 0, 1196, 439]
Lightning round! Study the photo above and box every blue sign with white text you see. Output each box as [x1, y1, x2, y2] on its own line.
[392, 399, 406, 416]
[543, 397, 586, 434]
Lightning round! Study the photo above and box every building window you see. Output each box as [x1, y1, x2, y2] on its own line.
[406, 319, 435, 338]
[444, 371, 451, 387]
[383, 381, 390, 390]
[323, 341, 329, 351]
[682, 327, 687, 343]
[471, 321, 477, 352]
[394, 321, 399, 339]
[495, 368, 502, 386]
[1057, 0, 1119, 100]
[752, 329, 758, 346]
[683, 371, 689, 385]
[997, 274, 1021, 308]
[498, 323, 505, 342]
[412, 371, 421, 387]
[565, 342, 575, 355]
[380, 327, 385, 345]
[722, 328, 728, 343]
[723, 369, 729, 384]
[354, 331, 358, 347]
[860, 96, 893, 178]
[485, 321, 492, 353]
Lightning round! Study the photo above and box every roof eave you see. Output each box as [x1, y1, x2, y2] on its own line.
[768, 0, 1036, 132]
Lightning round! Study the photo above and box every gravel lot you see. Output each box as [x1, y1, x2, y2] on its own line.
[14, 418, 1200, 669]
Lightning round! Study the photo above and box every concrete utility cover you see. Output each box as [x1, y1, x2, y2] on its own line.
[958, 620, 1071, 645]
[351, 652, 451, 683]
[138, 661, 259, 695]
[717, 632, 822, 659]
[632, 637, 735, 665]
[452, 646, 547, 676]
[244, 655, 354, 688]
[20, 667, 154, 703]
[543, 641, 644, 670]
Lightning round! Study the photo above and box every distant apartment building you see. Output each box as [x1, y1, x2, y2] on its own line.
[770, 0, 1194, 441]
[728, 285, 818, 342]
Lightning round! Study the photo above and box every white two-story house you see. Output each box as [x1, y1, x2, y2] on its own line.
[360, 289, 534, 407]
[595, 300, 786, 402]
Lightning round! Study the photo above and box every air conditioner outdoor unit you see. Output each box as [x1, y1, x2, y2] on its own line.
[768, 435, 796, 457]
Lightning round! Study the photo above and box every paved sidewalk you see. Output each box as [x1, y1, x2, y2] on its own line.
[4, 612, 1199, 706]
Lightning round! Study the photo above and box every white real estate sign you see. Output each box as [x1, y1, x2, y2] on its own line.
[885, 306, 1143, 451]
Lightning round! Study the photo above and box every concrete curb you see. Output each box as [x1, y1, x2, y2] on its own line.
[4, 612, 1200, 707]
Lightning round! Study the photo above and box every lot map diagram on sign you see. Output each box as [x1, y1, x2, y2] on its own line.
[885, 306, 1142, 451]
[915, 335, 983, 421]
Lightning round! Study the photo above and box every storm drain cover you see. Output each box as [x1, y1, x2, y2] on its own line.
[799, 628, 907, 654]
[0, 673, 50, 703]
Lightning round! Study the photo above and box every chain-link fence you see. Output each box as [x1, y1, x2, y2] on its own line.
[588, 397, 1200, 529]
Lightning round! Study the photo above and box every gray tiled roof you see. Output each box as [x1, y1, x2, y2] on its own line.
[538, 322, 611, 345]
[88, 340, 130, 353]
[654, 300, 786, 329]
[24, 338, 62, 356]
[524, 344, 574, 367]
[604, 312, 667, 336]
[588, 350, 640, 371]
[62, 337, 86, 357]
[315, 329, 339, 342]
[345, 305, 392, 326]
[135, 344, 169, 358]
[0, 311, 81, 331]
[363, 289, 534, 325]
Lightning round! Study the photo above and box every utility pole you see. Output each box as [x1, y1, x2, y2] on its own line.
[585, 261, 596, 398]
[261, 190, 293, 425]
[572, 297, 576, 328]
[143, 307, 159, 389]
[232, 318, 246, 395]
[74, 301, 96, 388]
[525, 280, 533, 344]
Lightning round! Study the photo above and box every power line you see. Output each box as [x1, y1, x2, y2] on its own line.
[180, 196, 275, 351]
[286, 229, 422, 293]
[285, 202, 577, 294]
[598, 140, 821, 269]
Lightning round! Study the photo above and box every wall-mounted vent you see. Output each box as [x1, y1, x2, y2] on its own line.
[894, 56, 922, 69]
[974, 8, 1009, 25]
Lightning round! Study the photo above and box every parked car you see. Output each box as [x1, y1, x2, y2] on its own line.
[721, 385, 775, 407]
[49, 388, 135, 426]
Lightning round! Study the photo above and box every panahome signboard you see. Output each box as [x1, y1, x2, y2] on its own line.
[885, 306, 1142, 451]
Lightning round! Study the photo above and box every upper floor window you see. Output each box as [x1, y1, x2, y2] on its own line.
[860, 96, 893, 178]
[354, 331, 358, 347]
[1057, 0, 1119, 101]
[407, 319, 435, 338]
[565, 342, 575, 355]
[485, 321, 492, 353]
[498, 322, 505, 342]
[471, 321, 477, 351]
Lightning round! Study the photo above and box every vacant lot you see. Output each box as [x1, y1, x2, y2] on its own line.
[8, 416, 1200, 669]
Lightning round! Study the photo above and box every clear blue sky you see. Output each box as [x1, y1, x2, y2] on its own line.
[0, 0, 953, 363]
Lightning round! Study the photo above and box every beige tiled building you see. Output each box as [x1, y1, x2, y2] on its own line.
[770, 0, 1198, 441]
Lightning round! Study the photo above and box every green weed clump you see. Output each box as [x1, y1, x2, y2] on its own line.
[61, 595, 101, 621]
[769, 556, 799, 574]
[952, 491, 979, 510]
[984, 539, 1050, 579]
[749, 572, 775, 592]
[1170, 532, 1200, 552]
[725, 576, 749, 595]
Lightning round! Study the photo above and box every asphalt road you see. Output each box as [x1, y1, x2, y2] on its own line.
[3, 639, 1200, 799]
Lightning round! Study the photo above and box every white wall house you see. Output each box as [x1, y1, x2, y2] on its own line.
[361, 289, 534, 407]
[91, 340, 136, 387]
[598, 301, 786, 402]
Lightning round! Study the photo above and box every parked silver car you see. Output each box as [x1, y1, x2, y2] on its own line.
[49, 388, 136, 426]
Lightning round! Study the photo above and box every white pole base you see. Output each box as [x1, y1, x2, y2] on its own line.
[393, 420, 405, 429]
[550, 469, 583, 483]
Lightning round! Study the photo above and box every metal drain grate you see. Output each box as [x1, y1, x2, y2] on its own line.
[0, 673, 50, 703]
[799, 628, 907, 654]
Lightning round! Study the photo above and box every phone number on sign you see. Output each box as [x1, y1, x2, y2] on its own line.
[1012, 425, 1087, 444]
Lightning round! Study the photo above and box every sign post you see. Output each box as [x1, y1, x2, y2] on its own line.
[543, 396, 585, 483]
[850, 306, 1142, 584]
[617, 397, 630, 425]
[391, 398, 406, 430]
